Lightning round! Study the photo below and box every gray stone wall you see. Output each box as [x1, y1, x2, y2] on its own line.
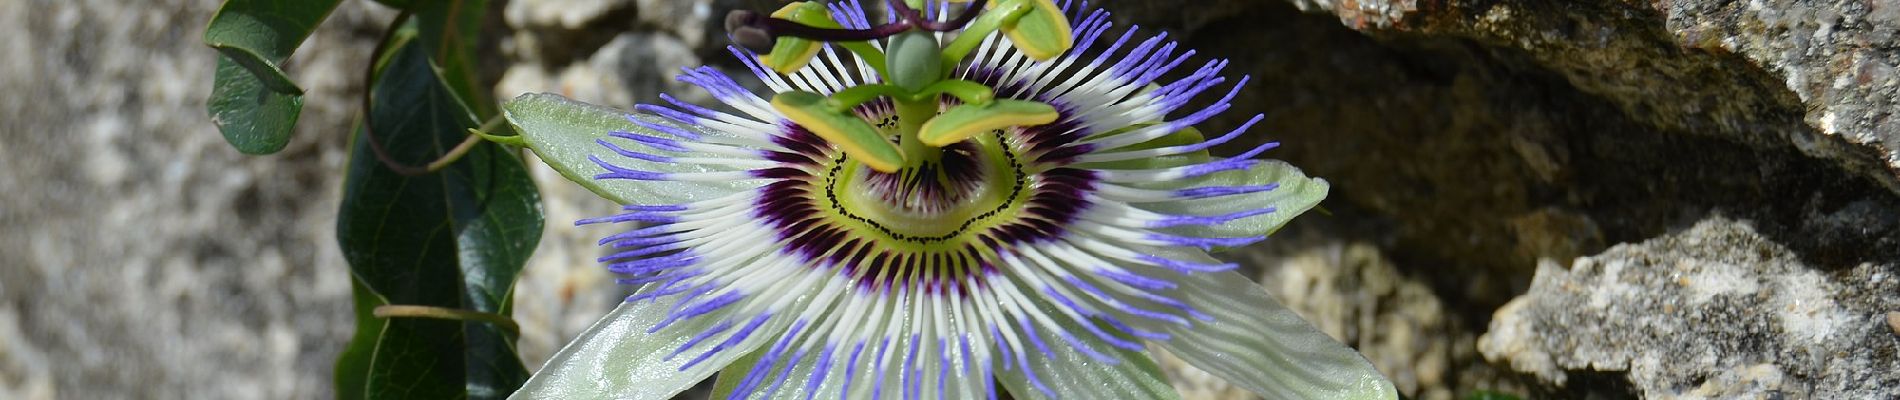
[0, 0, 385, 398]
[1, 0, 1894, 399]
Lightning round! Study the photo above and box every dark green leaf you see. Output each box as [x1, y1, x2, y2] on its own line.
[209, 57, 306, 155]
[384, 0, 496, 119]
[334, 277, 389, 400]
[1464, 391, 1525, 400]
[706, 349, 766, 400]
[203, 0, 342, 154]
[336, 41, 541, 400]
[213, 45, 302, 94]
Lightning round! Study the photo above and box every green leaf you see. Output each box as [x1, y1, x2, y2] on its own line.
[209, 58, 307, 155]
[502, 93, 757, 205]
[337, 40, 541, 399]
[1466, 391, 1525, 400]
[203, 0, 342, 154]
[706, 348, 767, 400]
[335, 277, 390, 400]
[412, 0, 495, 119]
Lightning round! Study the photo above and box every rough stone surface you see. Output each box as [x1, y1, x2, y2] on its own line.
[1119, 0, 1900, 324]
[1479, 217, 1900, 399]
[6, 0, 1898, 399]
[1287, 0, 1900, 192]
[0, 0, 388, 398]
[1239, 242, 1500, 400]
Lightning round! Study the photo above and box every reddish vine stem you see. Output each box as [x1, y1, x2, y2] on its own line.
[886, 0, 987, 31]
[359, 10, 483, 177]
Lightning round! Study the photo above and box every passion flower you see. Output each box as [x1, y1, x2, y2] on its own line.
[503, 1, 1396, 399]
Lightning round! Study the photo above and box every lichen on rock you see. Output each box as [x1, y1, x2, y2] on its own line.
[1479, 217, 1899, 398]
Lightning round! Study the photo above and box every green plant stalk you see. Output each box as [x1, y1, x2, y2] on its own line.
[374, 304, 522, 338]
[838, 41, 890, 79]
[895, 96, 940, 167]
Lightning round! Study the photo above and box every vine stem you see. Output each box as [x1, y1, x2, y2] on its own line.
[359, 10, 486, 177]
[373, 305, 522, 337]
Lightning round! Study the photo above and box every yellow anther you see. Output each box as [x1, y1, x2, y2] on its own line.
[918, 100, 1059, 147]
[771, 91, 907, 173]
[756, 2, 837, 74]
[996, 0, 1072, 61]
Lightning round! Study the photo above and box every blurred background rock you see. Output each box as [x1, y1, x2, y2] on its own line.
[2, 0, 1895, 399]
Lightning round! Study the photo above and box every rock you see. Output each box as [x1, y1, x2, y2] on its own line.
[1288, 0, 1900, 194]
[505, 0, 636, 32]
[1128, 0, 1900, 323]
[1247, 243, 1464, 400]
[633, 0, 714, 48]
[0, 0, 388, 398]
[1150, 345, 1255, 400]
[1479, 217, 1900, 398]
[591, 33, 708, 106]
[502, 0, 638, 66]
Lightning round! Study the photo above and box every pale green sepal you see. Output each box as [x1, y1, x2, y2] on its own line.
[510, 293, 789, 400]
[918, 100, 1059, 147]
[1123, 247, 1397, 400]
[502, 93, 756, 205]
[771, 91, 907, 172]
[1139, 160, 1329, 239]
[1000, 0, 1074, 60]
[995, 318, 1182, 400]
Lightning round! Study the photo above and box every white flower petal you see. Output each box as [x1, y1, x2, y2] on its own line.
[510, 290, 790, 400]
[993, 317, 1181, 400]
[1127, 249, 1395, 400]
